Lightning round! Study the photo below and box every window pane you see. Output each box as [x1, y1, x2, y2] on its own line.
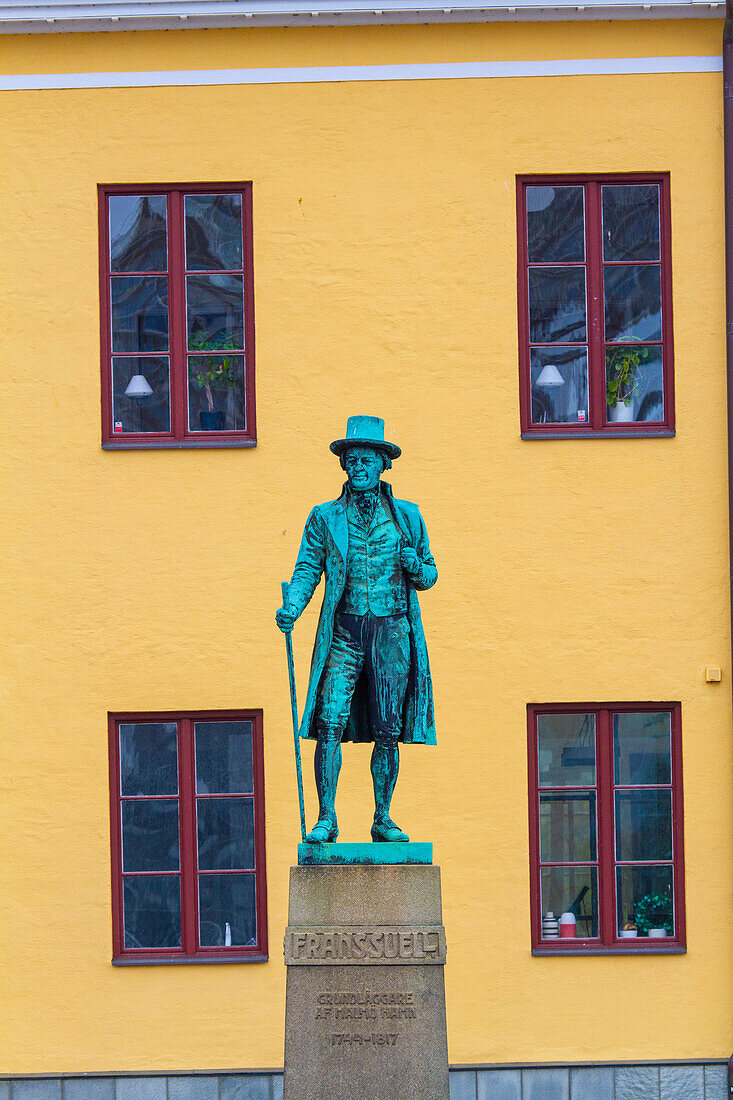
[605, 346, 664, 424]
[537, 713, 595, 787]
[112, 357, 171, 434]
[123, 875, 181, 948]
[111, 276, 169, 353]
[527, 186, 585, 263]
[120, 722, 178, 796]
[540, 866, 598, 938]
[540, 792, 596, 862]
[185, 194, 243, 271]
[616, 865, 673, 937]
[614, 712, 672, 785]
[187, 274, 244, 351]
[110, 194, 167, 273]
[529, 267, 586, 343]
[602, 185, 660, 262]
[122, 799, 179, 872]
[195, 720, 253, 794]
[188, 355, 246, 432]
[604, 265, 662, 342]
[199, 873, 256, 947]
[197, 798, 255, 870]
[615, 789, 672, 861]
[530, 347, 589, 425]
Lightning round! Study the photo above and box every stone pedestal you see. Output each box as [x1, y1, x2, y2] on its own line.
[283, 859, 449, 1100]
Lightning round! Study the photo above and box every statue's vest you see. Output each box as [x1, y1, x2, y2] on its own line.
[337, 496, 407, 617]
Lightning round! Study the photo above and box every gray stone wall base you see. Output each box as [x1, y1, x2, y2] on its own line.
[1, 1064, 729, 1100]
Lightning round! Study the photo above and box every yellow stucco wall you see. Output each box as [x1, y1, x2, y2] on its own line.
[1, 15, 732, 1073]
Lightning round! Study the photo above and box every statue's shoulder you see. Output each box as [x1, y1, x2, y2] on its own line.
[390, 494, 424, 523]
[309, 496, 345, 522]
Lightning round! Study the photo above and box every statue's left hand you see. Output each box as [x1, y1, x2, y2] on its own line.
[400, 547, 420, 576]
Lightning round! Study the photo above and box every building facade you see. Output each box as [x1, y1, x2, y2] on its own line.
[1, 2, 732, 1096]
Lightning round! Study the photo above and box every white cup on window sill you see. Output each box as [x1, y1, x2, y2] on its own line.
[648, 928, 669, 938]
[619, 930, 638, 938]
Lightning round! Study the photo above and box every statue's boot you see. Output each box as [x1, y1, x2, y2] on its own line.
[371, 817, 410, 843]
[305, 736, 341, 843]
[370, 739, 409, 843]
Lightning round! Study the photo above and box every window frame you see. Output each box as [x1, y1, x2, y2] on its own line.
[516, 173, 675, 439]
[108, 709, 268, 965]
[98, 183, 257, 449]
[527, 702, 686, 955]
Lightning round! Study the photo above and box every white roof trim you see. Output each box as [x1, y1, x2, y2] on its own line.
[0, 55, 717, 88]
[0, 0, 724, 32]
[0, 54, 723, 88]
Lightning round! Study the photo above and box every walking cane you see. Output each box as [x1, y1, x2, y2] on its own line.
[281, 581, 307, 842]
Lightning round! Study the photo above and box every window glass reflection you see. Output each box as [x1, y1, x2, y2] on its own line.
[112, 357, 171, 434]
[185, 194, 243, 271]
[602, 185, 660, 262]
[529, 267, 586, 344]
[530, 347, 589, 425]
[540, 792, 597, 862]
[120, 722, 178, 795]
[615, 789, 672, 862]
[540, 866, 598, 938]
[199, 874, 256, 947]
[527, 186, 585, 263]
[605, 346, 663, 424]
[614, 712, 672, 785]
[110, 194, 167, 272]
[122, 800, 180, 872]
[537, 713, 596, 787]
[195, 721, 253, 793]
[188, 355, 246, 432]
[604, 265, 662, 342]
[616, 865, 673, 937]
[123, 875, 181, 949]
[197, 798, 255, 870]
[187, 274, 244, 351]
[111, 276, 169, 353]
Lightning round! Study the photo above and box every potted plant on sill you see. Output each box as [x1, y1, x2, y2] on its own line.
[606, 346, 651, 424]
[633, 892, 673, 938]
[188, 332, 240, 431]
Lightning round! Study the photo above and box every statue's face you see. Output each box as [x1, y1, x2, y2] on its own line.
[343, 447, 384, 492]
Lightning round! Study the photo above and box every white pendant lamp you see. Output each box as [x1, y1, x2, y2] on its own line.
[536, 363, 564, 387]
[124, 374, 153, 398]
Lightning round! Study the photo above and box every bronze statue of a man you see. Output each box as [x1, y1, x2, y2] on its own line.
[276, 416, 438, 844]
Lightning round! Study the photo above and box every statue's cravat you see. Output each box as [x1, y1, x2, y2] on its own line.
[352, 486, 379, 527]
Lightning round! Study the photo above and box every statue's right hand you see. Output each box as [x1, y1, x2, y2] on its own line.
[276, 604, 297, 633]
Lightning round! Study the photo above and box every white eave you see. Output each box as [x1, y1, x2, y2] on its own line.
[0, 0, 723, 32]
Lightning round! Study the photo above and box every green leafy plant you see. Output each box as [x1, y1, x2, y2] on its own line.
[633, 891, 673, 936]
[606, 346, 651, 409]
[188, 331, 240, 412]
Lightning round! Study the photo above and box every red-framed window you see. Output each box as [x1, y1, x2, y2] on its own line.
[98, 184, 256, 448]
[108, 710, 267, 963]
[517, 174, 674, 437]
[527, 703, 685, 954]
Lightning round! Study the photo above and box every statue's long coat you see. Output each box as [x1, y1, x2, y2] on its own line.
[287, 481, 437, 745]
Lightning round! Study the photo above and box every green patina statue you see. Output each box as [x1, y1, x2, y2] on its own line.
[276, 416, 438, 845]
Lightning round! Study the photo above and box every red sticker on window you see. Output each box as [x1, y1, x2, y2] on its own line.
[578, 410, 586, 422]
[114, 422, 123, 432]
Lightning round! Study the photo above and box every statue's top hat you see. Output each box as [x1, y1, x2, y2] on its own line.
[329, 415, 401, 460]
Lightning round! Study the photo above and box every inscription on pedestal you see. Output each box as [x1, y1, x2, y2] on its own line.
[284, 925, 446, 965]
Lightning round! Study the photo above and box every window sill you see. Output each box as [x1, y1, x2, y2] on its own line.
[112, 953, 268, 966]
[532, 945, 685, 956]
[102, 439, 257, 450]
[521, 429, 675, 440]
